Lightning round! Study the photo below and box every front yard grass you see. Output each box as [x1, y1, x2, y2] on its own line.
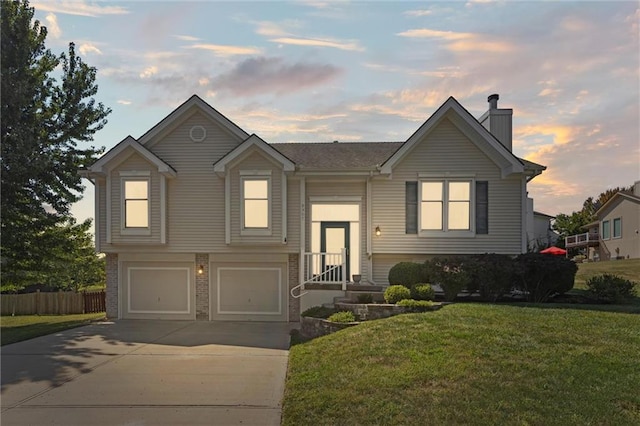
[574, 258, 640, 289]
[283, 303, 640, 425]
[0, 313, 106, 346]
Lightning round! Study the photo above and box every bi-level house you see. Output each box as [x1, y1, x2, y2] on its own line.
[80, 94, 545, 321]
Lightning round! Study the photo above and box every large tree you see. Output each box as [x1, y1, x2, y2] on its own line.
[1, 0, 110, 288]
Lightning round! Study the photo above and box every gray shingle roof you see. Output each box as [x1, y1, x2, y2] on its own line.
[271, 142, 403, 170]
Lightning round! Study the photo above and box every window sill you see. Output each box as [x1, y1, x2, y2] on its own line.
[241, 228, 273, 237]
[418, 230, 475, 238]
[121, 228, 152, 236]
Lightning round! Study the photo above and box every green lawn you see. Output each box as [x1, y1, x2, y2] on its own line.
[0, 313, 106, 346]
[574, 258, 640, 289]
[283, 304, 640, 425]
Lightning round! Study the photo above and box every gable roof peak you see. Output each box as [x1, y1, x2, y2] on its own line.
[138, 94, 249, 145]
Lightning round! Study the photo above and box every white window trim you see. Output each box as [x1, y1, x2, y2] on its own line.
[121, 176, 151, 235]
[240, 175, 272, 236]
[612, 217, 622, 239]
[418, 178, 475, 238]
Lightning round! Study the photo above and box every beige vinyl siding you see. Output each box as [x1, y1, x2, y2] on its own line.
[229, 151, 283, 245]
[287, 179, 300, 248]
[599, 198, 640, 259]
[372, 117, 522, 255]
[149, 112, 241, 252]
[110, 153, 162, 245]
[306, 180, 369, 281]
[100, 112, 297, 254]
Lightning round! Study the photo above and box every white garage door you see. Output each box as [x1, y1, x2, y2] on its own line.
[122, 261, 195, 320]
[211, 262, 287, 322]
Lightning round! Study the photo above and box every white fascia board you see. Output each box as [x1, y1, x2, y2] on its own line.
[90, 136, 177, 178]
[138, 95, 248, 145]
[213, 134, 295, 173]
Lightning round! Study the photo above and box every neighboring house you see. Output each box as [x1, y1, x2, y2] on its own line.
[566, 181, 640, 261]
[527, 210, 559, 251]
[80, 94, 545, 322]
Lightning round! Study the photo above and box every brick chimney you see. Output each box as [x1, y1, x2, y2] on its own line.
[479, 94, 513, 151]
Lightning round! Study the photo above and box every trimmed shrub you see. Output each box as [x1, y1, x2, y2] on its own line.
[356, 293, 374, 304]
[327, 311, 356, 323]
[466, 254, 515, 302]
[428, 257, 470, 302]
[396, 299, 435, 308]
[586, 274, 638, 304]
[411, 283, 435, 301]
[514, 253, 578, 302]
[388, 262, 426, 287]
[384, 285, 411, 304]
[301, 305, 335, 318]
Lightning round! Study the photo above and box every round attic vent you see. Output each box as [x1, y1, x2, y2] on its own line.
[189, 125, 206, 142]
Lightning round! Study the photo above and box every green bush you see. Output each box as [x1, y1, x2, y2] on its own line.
[356, 293, 374, 304]
[411, 283, 435, 301]
[384, 285, 411, 304]
[586, 274, 638, 304]
[301, 305, 335, 318]
[514, 253, 578, 302]
[466, 254, 515, 302]
[388, 262, 426, 287]
[428, 257, 470, 302]
[327, 311, 356, 323]
[396, 299, 435, 308]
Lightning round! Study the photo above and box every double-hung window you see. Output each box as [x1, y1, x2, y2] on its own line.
[419, 180, 472, 233]
[241, 175, 271, 234]
[123, 178, 149, 229]
[602, 220, 610, 240]
[613, 218, 621, 238]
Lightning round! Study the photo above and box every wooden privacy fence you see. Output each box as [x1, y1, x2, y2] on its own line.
[1, 290, 106, 316]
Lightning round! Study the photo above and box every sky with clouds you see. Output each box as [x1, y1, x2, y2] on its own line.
[30, 0, 639, 229]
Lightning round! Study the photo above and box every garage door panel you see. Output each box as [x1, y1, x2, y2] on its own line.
[122, 261, 195, 320]
[218, 268, 281, 314]
[129, 268, 190, 314]
[211, 262, 287, 322]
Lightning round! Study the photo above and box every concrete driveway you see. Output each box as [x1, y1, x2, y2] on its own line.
[1, 320, 291, 425]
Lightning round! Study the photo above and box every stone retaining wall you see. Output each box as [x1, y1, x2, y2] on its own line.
[300, 302, 443, 338]
[335, 302, 441, 320]
[301, 316, 359, 339]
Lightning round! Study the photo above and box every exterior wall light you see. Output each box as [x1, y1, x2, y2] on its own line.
[375, 226, 381, 237]
[198, 265, 204, 275]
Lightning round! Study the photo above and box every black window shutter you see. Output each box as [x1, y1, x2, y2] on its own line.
[476, 181, 488, 234]
[406, 182, 418, 234]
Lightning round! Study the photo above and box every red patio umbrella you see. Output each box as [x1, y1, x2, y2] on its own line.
[540, 246, 567, 256]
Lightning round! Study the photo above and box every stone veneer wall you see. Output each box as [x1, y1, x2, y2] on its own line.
[334, 302, 441, 320]
[195, 253, 209, 320]
[105, 253, 118, 319]
[300, 316, 358, 338]
[288, 254, 300, 322]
